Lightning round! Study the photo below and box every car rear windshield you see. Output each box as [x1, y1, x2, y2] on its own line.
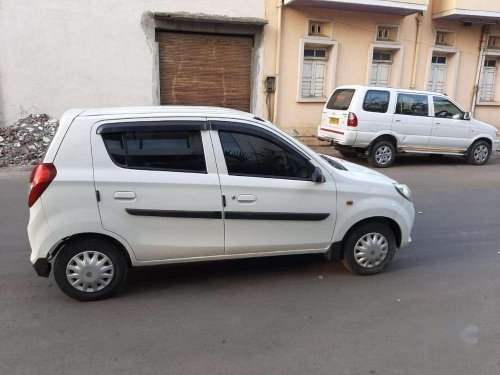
[326, 89, 355, 110]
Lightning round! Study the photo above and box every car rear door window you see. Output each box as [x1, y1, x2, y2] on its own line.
[326, 89, 355, 110]
[102, 130, 206, 173]
[363, 90, 390, 113]
[219, 131, 311, 180]
[395, 93, 429, 116]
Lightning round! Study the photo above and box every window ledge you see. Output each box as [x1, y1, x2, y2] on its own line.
[476, 101, 500, 106]
[297, 97, 327, 103]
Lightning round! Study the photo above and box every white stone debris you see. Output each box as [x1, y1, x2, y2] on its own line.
[0, 114, 59, 167]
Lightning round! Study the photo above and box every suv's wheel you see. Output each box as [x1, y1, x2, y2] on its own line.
[467, 140, 491, 165]
[342, 222, 397, 276]
[368, 140, 396, 168]
[54, 238, 128, 301]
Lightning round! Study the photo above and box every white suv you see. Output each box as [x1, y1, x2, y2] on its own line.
[318, 85, 500, 167]
[28, 106, 414, 301]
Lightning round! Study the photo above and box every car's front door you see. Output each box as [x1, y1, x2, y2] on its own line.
[91, 119, 224, 261]
[392, 92, 433, 148]
[429, 96, 471, 151]
[210, 119, 337, 255]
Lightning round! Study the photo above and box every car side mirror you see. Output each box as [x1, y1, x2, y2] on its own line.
[312, 166, 325, 183]
[463, 112, 471, 120]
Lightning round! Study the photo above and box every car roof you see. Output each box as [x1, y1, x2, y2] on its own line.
[79, 106, 259, 120]
[335, 85, 448, 97]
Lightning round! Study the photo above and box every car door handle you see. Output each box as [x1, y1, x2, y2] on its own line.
[435, 122, 441, 125]
[394, 119, 401, 122]
[114, 191, 136, 200]
[237, 194, 257, 203]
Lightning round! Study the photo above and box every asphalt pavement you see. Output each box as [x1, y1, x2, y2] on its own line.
[1, 152, 499, 375]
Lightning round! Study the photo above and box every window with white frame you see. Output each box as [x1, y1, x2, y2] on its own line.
[301, 47, 328, 99]
[435, 30, 456, 47]
[479, 58, 497, 102]
[488, 36, 499, 49]
[370, 51, 392, 87]
[376, 25, 399, 43]
[309, 21, 327, 37]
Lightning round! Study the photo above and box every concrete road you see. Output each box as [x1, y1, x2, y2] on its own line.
[1, 153, 500, 375]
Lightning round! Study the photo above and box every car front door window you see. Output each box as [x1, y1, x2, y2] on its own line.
[219, 131, 311, 180]
[433, 96, 465, 119]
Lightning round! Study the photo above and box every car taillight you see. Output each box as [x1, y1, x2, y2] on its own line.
[347, 112, 358, 127]
[28, 163, 57, 207]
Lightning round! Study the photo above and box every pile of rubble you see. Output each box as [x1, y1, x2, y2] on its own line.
[0, 114, 59, 168]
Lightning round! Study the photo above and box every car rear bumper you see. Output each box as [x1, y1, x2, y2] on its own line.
[317, 125, 357, 145]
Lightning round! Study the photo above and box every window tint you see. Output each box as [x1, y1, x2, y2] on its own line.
[433, 96, 465, 119]
[395, 93, 429, 116]
[326, 89, 355, 110]
[363, 90, 390, 113]
[102, 130, 206, 173]
[219, 131, 311, 180]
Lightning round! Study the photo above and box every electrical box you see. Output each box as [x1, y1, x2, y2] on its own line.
[265, 76, 276, 93]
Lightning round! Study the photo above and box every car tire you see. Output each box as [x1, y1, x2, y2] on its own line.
[467, 140, 491, 165]
[342, 222, 397, 276]
[368, 140, 396, 168]
[54, 238, 128, 301]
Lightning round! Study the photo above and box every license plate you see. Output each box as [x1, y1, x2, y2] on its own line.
[329, 117, 339, 125]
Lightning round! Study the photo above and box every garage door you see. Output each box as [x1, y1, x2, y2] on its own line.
[157, 32, 253, 112]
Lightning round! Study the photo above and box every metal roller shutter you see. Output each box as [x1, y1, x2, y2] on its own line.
[157, 32, 253, 112]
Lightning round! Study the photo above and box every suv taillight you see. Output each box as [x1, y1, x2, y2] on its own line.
[28, 163, 57, 207]
[347, 112, 358, 127]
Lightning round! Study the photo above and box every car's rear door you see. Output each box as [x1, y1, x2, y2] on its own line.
[210, 119, 337, 255]
[319, 88, 356, 142]
[91, 118, 224, 261]
[392, 92, 433, 148]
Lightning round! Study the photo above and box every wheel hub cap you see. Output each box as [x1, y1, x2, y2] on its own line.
[354, 233, 388, 268]
[474, 145, 488, 163]
[66, 251, 114, 292]
[375, 146, 392, 165]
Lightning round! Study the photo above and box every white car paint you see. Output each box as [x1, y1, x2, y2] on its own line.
[28, 106, 414, 273]
[318, 85, 499, 158]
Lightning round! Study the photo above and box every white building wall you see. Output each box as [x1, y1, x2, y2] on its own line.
[0, 0, 265, 126]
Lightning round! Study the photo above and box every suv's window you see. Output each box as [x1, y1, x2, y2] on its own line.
[395, 93, 429, 116]
[326, 89, 355, 110]
[363, 90, 390, 113]
[433, 96, 465, 119]
[219, 131, 311, 180]
[102, 130, 206, 173]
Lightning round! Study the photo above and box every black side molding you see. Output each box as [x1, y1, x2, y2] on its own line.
[224, 212, 330, 221]
[33, 258, 51, 278]
[126, 209, 222, 219]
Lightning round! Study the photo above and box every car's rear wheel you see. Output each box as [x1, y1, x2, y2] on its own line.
[467, 140, 491, 165]
[342, 222, 397, 275]
[54, 238, 128, 301]
[368, 140, 396, 168]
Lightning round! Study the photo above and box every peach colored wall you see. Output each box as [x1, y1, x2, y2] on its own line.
[263, 0, 500, 135]
[434, 0, 500, 14]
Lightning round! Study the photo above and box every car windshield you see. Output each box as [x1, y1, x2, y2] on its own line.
[326, 89, 355, 110]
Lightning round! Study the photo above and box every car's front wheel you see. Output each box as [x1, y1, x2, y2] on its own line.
[54, 238, 128, 301]
[467, 140, 491, 165]
[342, 222, 397, 275]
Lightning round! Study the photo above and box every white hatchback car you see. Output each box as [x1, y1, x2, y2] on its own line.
[28, 106, 415, 301]
[318, 85, 499, 167]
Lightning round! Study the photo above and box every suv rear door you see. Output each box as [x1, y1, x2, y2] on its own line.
[210, 119, 337, 254]
[91, 119, 224, 261]
[393, 92, 433, 148]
